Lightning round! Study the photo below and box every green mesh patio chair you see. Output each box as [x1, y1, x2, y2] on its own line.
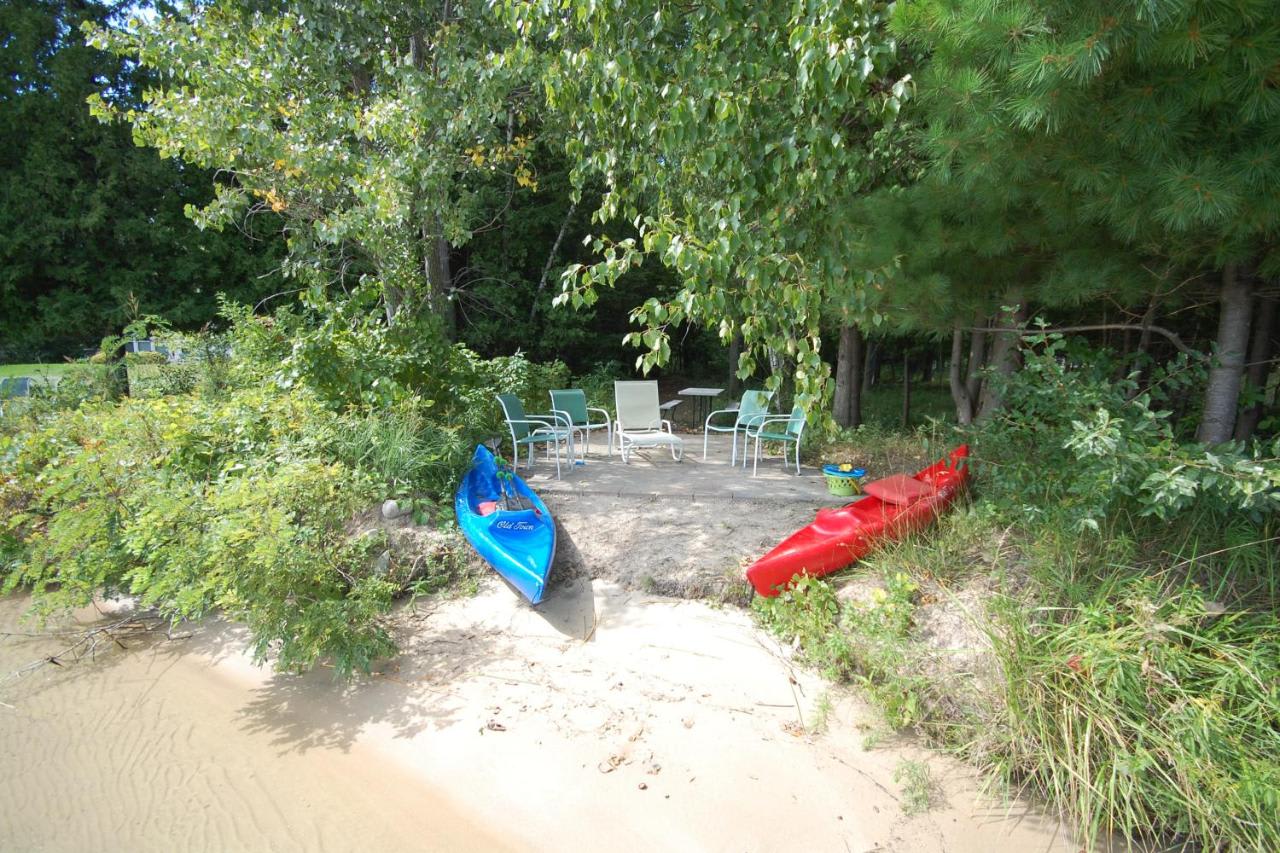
[744, 405, 807, 476]
[497, 393, 573, 479]
[550, 388, 612, 458]
[702, 389, 773, 463]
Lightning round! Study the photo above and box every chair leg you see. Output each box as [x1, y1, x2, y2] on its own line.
[731, 430, 738, 466]
[703, 430, 709, 461]
[606, 423, 612, 456]
[752, 435, 761, 477]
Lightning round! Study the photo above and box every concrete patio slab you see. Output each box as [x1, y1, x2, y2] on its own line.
[516, 433, 849, 505]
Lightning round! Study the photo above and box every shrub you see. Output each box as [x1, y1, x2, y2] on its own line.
[0, 387, 396, 675]
[979, 332, 1280, 531]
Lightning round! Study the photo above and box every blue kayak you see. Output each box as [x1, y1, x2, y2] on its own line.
[455, 444, 556, 604]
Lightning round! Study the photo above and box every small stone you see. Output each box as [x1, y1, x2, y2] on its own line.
[381, 499, 408, 520]
[637, 782, 647, 791]
[373, 550, 391, 576]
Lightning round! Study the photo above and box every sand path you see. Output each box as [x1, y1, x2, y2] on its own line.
[2, 580, 1078, 852]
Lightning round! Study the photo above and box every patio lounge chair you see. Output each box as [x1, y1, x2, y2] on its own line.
[550, 388, 612, 458]
[497, 393, 574, 479]
[744, 405, 806, 476]
[613, 381, 683, 464]
[702, 389, 773, 463]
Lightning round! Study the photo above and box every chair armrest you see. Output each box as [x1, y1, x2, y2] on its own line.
[527, 411, 571, 429]
[745, 414, 798, 434]
[587, 406, 612, 424]
[507, 416, 570, 432]
[703, 407, 740, 427]
[551, 408, 577, 428]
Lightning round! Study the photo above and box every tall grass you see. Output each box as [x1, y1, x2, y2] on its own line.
[988, 571, 1280, 849]
[333, 401, 469, 498]
[755, 499, 1280, 850]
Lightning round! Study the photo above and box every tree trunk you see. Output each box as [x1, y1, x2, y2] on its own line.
[949, 325, 975, 425]
[1197, 264, 1253, 444]
[863, 339, 881, 388]
[1232, 293, 1275, 441]
[901, 350, 912, 429]
[1131, 290, 1162, 394]
[833, 323, 863, 428]
[424, 219, 455, 339]
[384, 282, 404, 326]
[965, 314, 987, 406]
[727, 329, 743, 397]
[977, 298, 1027, 420]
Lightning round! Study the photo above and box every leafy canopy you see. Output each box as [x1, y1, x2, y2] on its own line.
[898, 0, 1280, 272]
[503, 0, 911, 403]
[88, 0, 540, 328]
[0, 0, 279, 360]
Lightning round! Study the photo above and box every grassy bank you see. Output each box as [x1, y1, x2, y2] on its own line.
[759, 413, 1280, 849]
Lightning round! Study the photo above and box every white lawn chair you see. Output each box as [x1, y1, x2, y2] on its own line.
[613, 381, 683, 463]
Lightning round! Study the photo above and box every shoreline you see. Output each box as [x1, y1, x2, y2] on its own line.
[2, 583, 1080, 852]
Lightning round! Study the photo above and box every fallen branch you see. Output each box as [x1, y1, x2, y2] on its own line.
[1, 611, 175, 688]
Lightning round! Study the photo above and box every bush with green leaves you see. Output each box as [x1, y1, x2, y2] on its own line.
[979, 333, 1280, 531]
[0, 387, 408, 674]
[1, 304, 583, 674]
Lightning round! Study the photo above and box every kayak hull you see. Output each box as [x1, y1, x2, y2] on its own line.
[746, 446, 970, 597]
[455, 445, 556, 604]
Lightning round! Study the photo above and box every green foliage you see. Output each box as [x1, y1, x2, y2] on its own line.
[990, 574, 1280, 850]
[0, 361, 484, 675]
[573, 360, 627, 410]
[978, 333, 1280, 530]
[758, 492, 1280, 850]
[755, 571, 925, 726]
[899, 0, 1280, 270]
[505, 0, 911, 405]
[444, 346, 571, 438]
[89, 0, 538, 336]
[332, 398, 467, 499]
[755, 576, 855, 680]
[0, 303, 581, 675]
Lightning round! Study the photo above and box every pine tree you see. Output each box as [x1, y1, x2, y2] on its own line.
[894, 0, 1280, 440]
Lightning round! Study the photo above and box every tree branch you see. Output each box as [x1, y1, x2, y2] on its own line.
[530, 199, 579, 321]
[969, 323, 1203, 359]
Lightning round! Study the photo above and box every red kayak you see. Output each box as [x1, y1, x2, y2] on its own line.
[746, 446, 970, 597]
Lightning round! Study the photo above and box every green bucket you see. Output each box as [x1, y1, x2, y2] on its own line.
[822, 464, 865, 497]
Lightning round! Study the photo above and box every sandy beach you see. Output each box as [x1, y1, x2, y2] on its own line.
[1, 575, 1081, 853]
